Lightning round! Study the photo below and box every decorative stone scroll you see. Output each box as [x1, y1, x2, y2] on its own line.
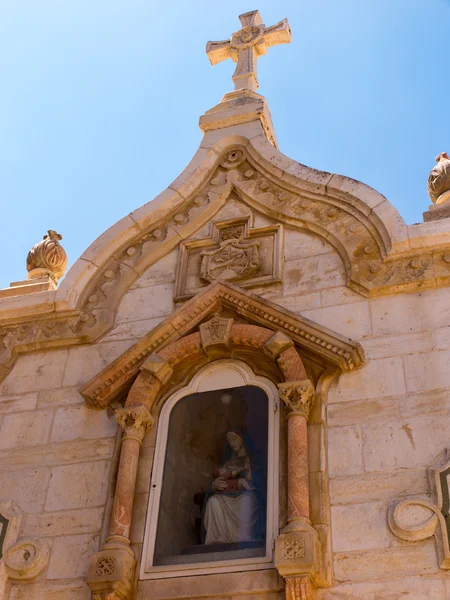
[174, 216, 282, 301]
[3, 538, 50, 580]
[389, 447, 450, 569]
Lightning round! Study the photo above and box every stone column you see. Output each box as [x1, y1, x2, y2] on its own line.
[275, 379, 321, 600]
[87, 404, 153, 600]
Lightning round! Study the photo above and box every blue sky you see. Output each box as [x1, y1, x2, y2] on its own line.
[0, 0, 449, 289]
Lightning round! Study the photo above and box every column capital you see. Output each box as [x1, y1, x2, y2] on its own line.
[115, 405, 154, 444]
[278, 379, 316, 419]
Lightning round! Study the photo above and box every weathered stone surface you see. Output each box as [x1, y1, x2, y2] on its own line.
[363, 415, 450, 471]
[331, 502, 391, 552]
[45, 461, 110, 511]
[371, 288, 450, 336]
[361, 332, 434, 360]
[328, 426, 362, 476]
[398, 387, 450, 417]
[317, 577, 446, 600]
[334, 540, 439, 581]
[329, 358, 405, 403]
[51, 404, 117, 442]
[130, 251, 178, 288]
[115, 282, 173, 324]
[329, 468, 428, 505]
[0, 349, 69, 395]
[0, 409, 53, 449]
[0, 468, 50, 512]
[328, 397, 399, 427]
[137, 568, 284, 599]
[284, 228, 332, 260]
[283, 253, 345, 295]
[403, 349, 450, 392]
[0, 438, 114, 470]
[0, 393, 37, 414]
[37, 386, 83, 408]
[62, 340, 135, 387]
[130, 492, 149, 544]
[48, 533, 99, 579]
[301, 301, 372, 340]
[101, 315, 165, 343]
[22, 507, 104, 537]
[269, 291, 322, 312]
[320, 285, 363, 307]
[135, 445, 155, 494]
[10, 580, 91, 600]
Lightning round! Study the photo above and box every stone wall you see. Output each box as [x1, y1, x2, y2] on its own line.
[1, 219, 450, 598]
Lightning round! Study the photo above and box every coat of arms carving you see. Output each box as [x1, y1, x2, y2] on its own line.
[174, 215, 282, 301]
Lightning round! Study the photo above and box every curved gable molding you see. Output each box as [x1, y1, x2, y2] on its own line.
[0, 134, 449, 385]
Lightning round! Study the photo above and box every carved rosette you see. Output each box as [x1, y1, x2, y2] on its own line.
[26, 230, 68, 282]
[428, 152, 450, 204]
[115, 405, 154, 444]
[278, 380, 316, 419]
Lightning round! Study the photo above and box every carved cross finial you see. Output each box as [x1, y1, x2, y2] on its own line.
[206, 10, 292, 92]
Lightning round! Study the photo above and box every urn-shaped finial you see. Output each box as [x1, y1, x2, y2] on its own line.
[26, 230, 68, 283]
[428, 152, 450, 205]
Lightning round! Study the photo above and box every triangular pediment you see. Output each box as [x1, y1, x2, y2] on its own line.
[80, 280, 364, 409]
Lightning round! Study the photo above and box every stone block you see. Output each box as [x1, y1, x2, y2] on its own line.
[48, 533, 99, 579]
[269, 292, 322, 312]
[284, 228, 331, 260]
[433, 325, 450, 350]
[0, 468, 50, 513]
[115, 283, 173, 324]
[0, 393, 37, 414]
[0, 349, 69, 395]
[283, 253, 345, 295]
[328, 397, 399, 427]
[130, 251, 178, 288]
[45, 461, 110, 511]
[0, 409, 53, 449]
[51, 404, 117, 442]
[403, 350, 450, 392]
[331, 502, 391, 552]
[301, 301, 372, 340]
[328, 426, 362, 476]
[102, 315, 165, 344]
[37, 386, 83, 408]
[320, 285, 362, 307]
[62, 340, 135, 387]
[362, 415, 450, 471]
[329, 468, 428, 505]
[0, 438, 114, 470]
[329, 357, 405, 403]
[361, 332, 433, 360]
[398, 387, 450, 417]
[371, 288, 450, 336]
[22, 507, 104, 537]
[334, 540, 439, 581]
[318, 577, 446, 600]
[135, 445, 155, 494]
[10, 580, 91, 600]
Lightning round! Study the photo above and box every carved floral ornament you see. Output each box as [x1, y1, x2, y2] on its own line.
[0, 142, 449, 385]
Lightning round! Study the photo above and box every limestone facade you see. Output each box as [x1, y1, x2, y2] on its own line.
[1, 9, 450, 600]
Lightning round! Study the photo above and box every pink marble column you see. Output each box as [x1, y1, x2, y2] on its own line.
[278, 379, 315, 526]
[106, 405, 154, 549]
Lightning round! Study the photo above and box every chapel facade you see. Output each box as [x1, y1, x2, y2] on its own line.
[1, 10, 450, 600]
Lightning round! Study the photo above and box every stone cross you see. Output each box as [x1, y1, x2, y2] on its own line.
[206, 10, 292, 92]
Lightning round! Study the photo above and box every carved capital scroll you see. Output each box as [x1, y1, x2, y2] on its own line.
[115, 405, 154, 444]
[278, 379, 316, 419]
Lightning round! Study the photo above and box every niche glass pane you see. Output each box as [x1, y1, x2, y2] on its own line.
[153, 385, 268, 566]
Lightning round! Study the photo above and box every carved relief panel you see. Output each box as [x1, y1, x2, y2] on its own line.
[174, 216, 282, 301]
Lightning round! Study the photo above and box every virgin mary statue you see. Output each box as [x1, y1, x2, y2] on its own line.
[202, 428, 265, 545]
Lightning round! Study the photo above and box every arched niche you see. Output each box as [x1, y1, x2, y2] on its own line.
[140, 359, 280, 579]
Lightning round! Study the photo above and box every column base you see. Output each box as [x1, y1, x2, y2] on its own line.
[87, 547, 136, 600]
[275, 522, 322, 583]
